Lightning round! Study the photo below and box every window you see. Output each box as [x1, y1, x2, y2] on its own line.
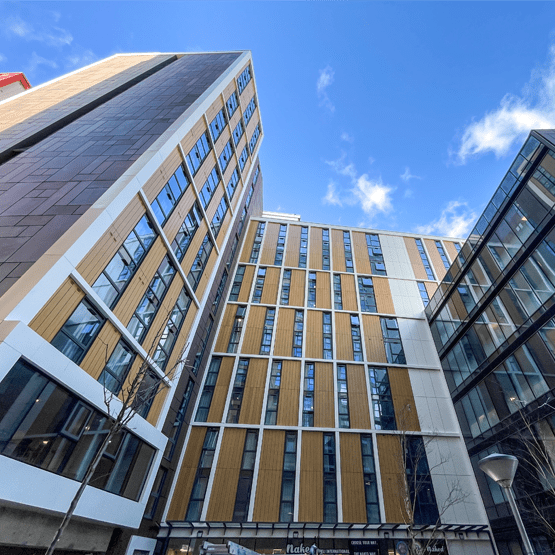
[171, 202, 203, 262]
[127, 256, 176, 342]
[210, 196, 229, 238]
[227, 167, 240, 200]
[250, 222, 266, 263]
[186, 132, 211, 176]
[366, 234, 386, 276]
[293, 310, 304, 357]
[196, 357, 221, 421]
[418, 282, 430, 307]
[209, 108, 227, 142]
[144, 468, 167, 519]
[260, 308, 275, 354]
[243, 97, 256, 125]
[299, 226, 308, 268]
[133, 370, 161, 418]
[51, 299, 105, 364]
[279, 432, 297, 522]
[238, 207, 248, 236]
[351, 315, 363, 362]
[381, 317, 406, 364]
[212, 270, 228, 315]
[368, 367, 396, 430]
[150, 165, 190, 226]
[229, 266, 246, 301]
[323, 433, 337, 523]
[227, 359, 249, 423]
[323, 312, 333, 359]
[322, 229, 330, 270]
[308, 272, 317, 307]
[281, 269, 291, 305]
[192, 316, 214, 375]
[361, 435, 380, 523]
[92, 215, 156, 308]
[252, 267, 266, 303]
[343, 231, 354, 272]
[415, 239, 435, 280]
[226, 91, 239, 118]
[337, 364, 350, 428]
[187, 234, 214, 291]
[219, 140, 233, 173]
[185, 428, 219, 520]
[435, 240, 450, 270]
[228, 306, 247, 353]
[164, 379, 194, 459]
[274, 224, 287, 265]
[302, 362, 315, 427]
[238, 146, 249, 171]
[0, 359, 155, 501]
[358, 277, 377, 313]
[245, 183, 255, 207]
[199, 167, 220, 209]
[252, 165, 261, 185]
[237, 65, 252, 94]
[333, 274, 343, 310]
[98, 340, 135, 395]
[265, 361, 282, 425]
[249, 124, 261, 154]
[232, 430, 259, 522]
[232, 120, 244, 146]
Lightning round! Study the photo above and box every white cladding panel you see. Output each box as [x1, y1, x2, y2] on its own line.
[389, 279, 426, 318]
[379, 234, 415, 280]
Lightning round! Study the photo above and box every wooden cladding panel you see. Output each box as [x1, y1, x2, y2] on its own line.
[30, 278, 85, 341]
[260, 223, 281, 265]
[189, 247, 216, 300]
[146, 383, 169, 427]
[277, 360, 301, 426]
[112, 238, 166, 326]
[142, 148, 183, 202]
[166, 426, 207, 520]
[205, 186, 226, 222]
[163, 186, 197, 244]
[238, 266, 255, 303]
[309, 227, 323, 270]
[76, 196, 144, 284]
[240, 221, 259, 263]
[377, 434, 407, 523]
[340, 274, 358, 311]
[299, 431, 323, 522]
[253, 430, 285, 522]
[207, 356, 235, 423]
[274, 308, 295, 357]
[424, 281, 438, 298]
[340, 433, 367, 523]
[239, 358, 268, 425]
[352, 232, 372, 275]
[389, 367, 420, 431]
[241, 306, 266, 354]
[285, 225, 301, 267]
[315, 363, 334, 428]
[335, 312, 354, 361]
[424, 239, 447, 281]
[316, 272, 331, 309]
[347, 365, 371, 430]
[215, 305, 238, 352]
[206, 427, 246, 521]
[404, 237, 428, 280]
[180, 118, 207, 153]
[362, 315, 387, 364]
[205, 95, 224, 122]
[216, 210, 233, 250]
[289, 270, 306, 307]
[374, 277, 395, 315]
[306, 310, 323, 359]
[181, 221, 209, 274]
[444, 241, 459, 265]
[331, 229, 346, 273]
[260, 267, 280, 305]
[166, 304, 198, 372]
[79, 322, 120, 380]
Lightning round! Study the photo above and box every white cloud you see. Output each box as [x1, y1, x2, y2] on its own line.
[6, 14, 73, 47]
[352, 174, 393, 215]
[0, 54, 6, 63]
[323, 182, 343, 206]
[404, 189, 414, 199]
[340, 132, 354, 143]
[415, 201, 478, 238]
[456, 44, 555, 164]
[368, 156, 375, 165]
[325, 153, 357, 180]
[27, 52, 58, 74]
[317, 65, 335, 112]
[400, 167, 421, 182]
[66, 49, 97, 69]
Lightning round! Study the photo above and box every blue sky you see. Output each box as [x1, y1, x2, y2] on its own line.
[3, 2, 555, 238]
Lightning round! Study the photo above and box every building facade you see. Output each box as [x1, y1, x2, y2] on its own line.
[426, 130, 555, 555]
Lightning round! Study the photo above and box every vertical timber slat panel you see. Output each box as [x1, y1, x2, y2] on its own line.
[277, 360, 301, 426]
[335, 312, 354, 361]
[373, 277, 395, 315]
[260, 267, 280, 305]
[241, 306, 266, 354]
[347, 365, 371, 429]
[424, 239, 447, 281]
[403, 237, 428, 280]
[331, 229, 346, 273]
[260, 223, 280, 265]
[388, 367, 420, 431]
[274, 308, 295, 357]
[306, 310, 323, 359]
[316, 272, 331, 309]
[377, 434, 407, 523]
[240, 221, 259, 263]
[207, 357, 235, 423]
[315, 362, 334, 428]
[215, 305, 238, 352]
[340, 432, 366, 522]
[80, 322, 120, 380]
[238, 266, 255, 303]
[289, 270, 306, 307]
[299, 431, 323, 522]
[341, 274, 358, 312]
[362, 314, 387, 364]
[285, 225, 301, 268]
[239, 358, 267, 424]
[309, 227, 323, 270]
[352, 232, 372, 275]
[444, 241, 459, 264]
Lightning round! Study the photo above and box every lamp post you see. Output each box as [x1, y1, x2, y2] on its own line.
[478, 453, 535, 555]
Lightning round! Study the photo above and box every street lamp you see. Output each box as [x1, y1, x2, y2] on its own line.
[478, 453, 535, 555]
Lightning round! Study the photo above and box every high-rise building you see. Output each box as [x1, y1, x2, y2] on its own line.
[0, 51, 500, 555]
[426, 130, 555, 555]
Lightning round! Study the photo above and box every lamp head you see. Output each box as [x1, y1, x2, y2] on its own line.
[478, 453, 519, 488]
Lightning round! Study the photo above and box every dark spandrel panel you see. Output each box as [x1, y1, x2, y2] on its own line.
[0, 52, 242, 297]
